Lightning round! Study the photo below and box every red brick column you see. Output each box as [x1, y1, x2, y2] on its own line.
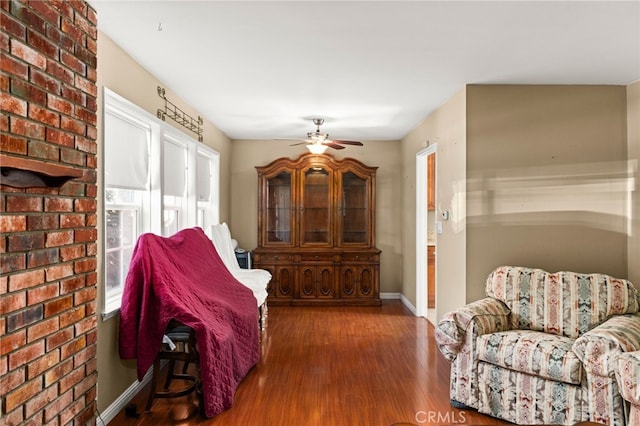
[1, 1, 98, 424]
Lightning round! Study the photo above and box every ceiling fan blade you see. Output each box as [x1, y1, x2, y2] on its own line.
[324, 142, 346, 150]
[289, 142, 308, 146]
[332, 140, 364, 146]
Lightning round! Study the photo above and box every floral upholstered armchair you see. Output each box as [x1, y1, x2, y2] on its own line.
[435, 266, 640, 425]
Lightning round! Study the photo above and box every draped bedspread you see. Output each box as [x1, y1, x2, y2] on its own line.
[118, 227, 259, 418]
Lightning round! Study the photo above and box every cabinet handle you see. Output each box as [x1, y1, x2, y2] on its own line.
[315, 256, 319, 260]
[274, 256, 279, 260]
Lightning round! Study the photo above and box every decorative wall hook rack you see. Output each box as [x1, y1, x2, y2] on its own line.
[157, 86, 204, 142]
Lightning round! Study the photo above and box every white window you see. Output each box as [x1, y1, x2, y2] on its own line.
[105, 188, 141, 312]
[196, 146, 219, 231]
[103, 92, 152, 316]
[102, 88, 220, 317]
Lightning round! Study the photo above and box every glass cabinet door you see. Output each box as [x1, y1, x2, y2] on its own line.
[300, 166, 331, 246]
[340, 171, 368, 245]
[265, 171, 292, 244]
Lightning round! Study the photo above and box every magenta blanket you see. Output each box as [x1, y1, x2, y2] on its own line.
[118, 227, 259, 418]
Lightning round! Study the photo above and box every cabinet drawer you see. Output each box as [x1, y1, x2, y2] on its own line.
[254, 253, 294, 263]
[300, 253, 335, 263]
[341, 253, 378, 263]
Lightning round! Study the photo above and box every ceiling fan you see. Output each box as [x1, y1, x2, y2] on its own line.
[290, 118, 364, 154]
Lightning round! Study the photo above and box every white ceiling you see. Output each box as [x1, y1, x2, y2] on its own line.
[91, 1, 639, 142]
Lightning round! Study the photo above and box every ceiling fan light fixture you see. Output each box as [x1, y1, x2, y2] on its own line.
[307, 143, 328, 154]
[308, 132, 328, 141]
[288, 117, 362, 152]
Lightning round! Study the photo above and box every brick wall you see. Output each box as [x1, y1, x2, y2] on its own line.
[1, 1, 98, 424]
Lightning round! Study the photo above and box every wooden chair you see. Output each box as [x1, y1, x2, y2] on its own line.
[145, 321, 200, 412]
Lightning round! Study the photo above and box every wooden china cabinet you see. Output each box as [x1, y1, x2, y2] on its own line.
[253, 153, 381, 306]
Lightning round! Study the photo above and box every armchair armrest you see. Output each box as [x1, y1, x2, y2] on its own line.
[435, 297, 511, 362]
[573, 313, 640, 377]
[615, 350, 640, 404]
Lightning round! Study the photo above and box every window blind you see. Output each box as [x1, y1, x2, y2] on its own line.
[196, 153, 211, 201]
[163, 138, 187, 197]
[104, 111, 149, 190]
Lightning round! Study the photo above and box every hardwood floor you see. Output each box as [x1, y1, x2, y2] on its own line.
[106, 301, 510, 426]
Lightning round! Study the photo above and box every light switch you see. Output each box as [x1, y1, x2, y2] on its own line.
[436, 221, 443, 234]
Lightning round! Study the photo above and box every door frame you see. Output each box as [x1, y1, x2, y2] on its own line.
[416, 143, 437, 318]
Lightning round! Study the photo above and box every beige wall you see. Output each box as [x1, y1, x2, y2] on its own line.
[229, 140, 403, 294]
[629, 81, 640, 286]
[401, 85, 631, 319]
[401, 88, 467, 317]
[466, 85, 629, 300]
[96, 32, 232, 412]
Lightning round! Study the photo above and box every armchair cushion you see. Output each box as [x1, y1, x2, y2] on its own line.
[486, 266, 638, 338]
[477, 330, 583, 385]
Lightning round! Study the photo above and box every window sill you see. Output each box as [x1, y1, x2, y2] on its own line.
[101, 307, 120, 321]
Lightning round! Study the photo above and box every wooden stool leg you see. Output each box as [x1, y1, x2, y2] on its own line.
[145, 356, 161, 412]
[163, 359, 176, 390]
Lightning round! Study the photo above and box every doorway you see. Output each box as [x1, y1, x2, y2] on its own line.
[416, 144, 437, 323]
